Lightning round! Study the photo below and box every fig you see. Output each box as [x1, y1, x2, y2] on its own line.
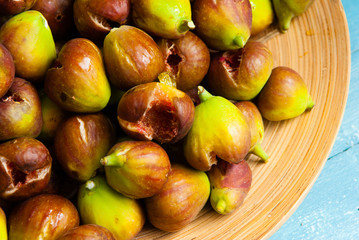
[0, 77, 43, 141]
[192, 0, 252, 50]
[0, 137, 52, 200]
[235, 101, 268, 161]
[250, 0, 274, 35]
[32, 0, 76, 40]
[0, 208, 6, 240]
[157, 31, 210, 91]
[103, 26, 165, 90]
[0, 10, 56, 82]
[77, 176, 145, 240]
[8, 194, 79, 240]
[256, 66, 315, 121]
[131, 0, 195, 39]
[0, 0, 37, 16]
[44, 38, 111, 113]
[58, 224, 116, 240]
[73, 0, 130, 42]
[273, 0, 315, 32]
[117, 82, 195, 144]
[101, 140, 171, 199]
[0, 43, 14, 99]
[145, 163, 210, 232]
[208, 160, 252, 215]
[54, 113, 115, 182]
[206, 41, 274, 101]
[184, 87, 251, 171]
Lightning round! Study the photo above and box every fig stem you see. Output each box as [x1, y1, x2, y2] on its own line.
[178, 19, 195, 33]
[85, 180, 96, 190]
[252, 143, 269, 163]
[307, 96, 315, 110]
[216, 199, 227, 214]
[233, 36, 245, 48]
[100, 151, 127, 167]
[198, 86, 214, 102]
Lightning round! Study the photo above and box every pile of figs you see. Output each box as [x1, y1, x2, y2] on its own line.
[0, 0, 316, 239]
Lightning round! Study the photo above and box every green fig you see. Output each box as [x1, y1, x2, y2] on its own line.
[256, 66, 314, 121]
[131, 0, 195, 39]
[0, 10, 56, 82]
[250, 0, 275, 35]
[208, 160, 252, 215]
[235, 101, 269, 162]
[273, 0, 315, 32]
[54, 113, 115, 182]
[0, 208, 7, 240]
[101, 140, 171, 199]
[44, 38, 111, 113]
[77, 176, 145, 240]
[145, 164, 210, 232]
[184, 86, 251, 171]
[9, 194, 79, 240]
[57, 224, 116, 240]
[192, 0, 252, 50]
[0, 43, 15, 99]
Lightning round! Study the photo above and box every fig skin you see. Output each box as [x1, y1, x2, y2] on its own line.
[32, 0, 76, 40]
[0, 137, 52, 200]
[0, 0, 37, 16]
[77, 176, 145, 240]
[184, 87, 251, 171]
[192, 0, 252, 50]
[0, 10, 56, 82]
[0, 43, 15, 99]
[73, 0, 130, 42]
[101, 140, 171, 199]
[44, 38, 111, 113]
[0, 77, 43, 141]
[207, 41, 274, 101]
[256, 66, 315, 121]
[208, 160, 252, 215]
[235, 101, 269, 162]
[0, 207, 7, 240]
[117, 82, 195, 144]
[8, 194, 79, 240]
[54, 113, 115, 182]
[250, 0, 274, 35]
[131, 0, 195, 39]
[157, 31, 210, 91]
[57, 224, 116, 240]
[145, 163, 210, 232]
[103, 25, 165, 90]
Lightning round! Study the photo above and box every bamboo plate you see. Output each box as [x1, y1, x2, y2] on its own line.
[137, 0, 351, 239]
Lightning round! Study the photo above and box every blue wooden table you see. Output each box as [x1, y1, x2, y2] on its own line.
[271, 0, 359, 239]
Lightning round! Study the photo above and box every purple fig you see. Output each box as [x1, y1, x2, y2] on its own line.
[0, 0, 37, 16]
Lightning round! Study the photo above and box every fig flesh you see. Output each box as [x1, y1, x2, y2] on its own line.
[0, 43, 15, 99]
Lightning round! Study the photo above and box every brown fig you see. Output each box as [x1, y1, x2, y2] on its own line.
[0, 0, 38, 16]
[0, 43, 15, 99]
[57, 224, 116, 240]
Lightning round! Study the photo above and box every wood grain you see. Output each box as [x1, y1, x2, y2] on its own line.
[136, 0, 351, 239]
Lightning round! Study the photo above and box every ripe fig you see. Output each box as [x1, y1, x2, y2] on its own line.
[273, 0, 315, 32]
[256, 66, 315, 121]
[250, 0, 274, 35]
[8, 194, 79, 240]
[32, 0, 76, 40]
[145, 163, 210, 232]
[0, 208, 6, 240]
[77, 176, 145, 240]
[117, 82, 195, 144]
[0, 0, 37, 16]
[0, 77, 43, 141]
[157, 31, 210, 91]
[184, 87, 251, 171]
[73, 0, 129, 42]
[131, 0, 194, 39]
[101, 140, 171, 199]
[0, 43, 14, 99]
[58, 224, 116, 240]
[208, 160, 252, 215]
[206, 41, 274, 101]
[0, 137, 52, 200]
[44, 38, 111, 113]
[235, 101, 268, 161]
[192, 0, 252, 50]
[54, 113, 115, 182]
[103, 26, 165, 90]
[0, 10, 56, 82]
